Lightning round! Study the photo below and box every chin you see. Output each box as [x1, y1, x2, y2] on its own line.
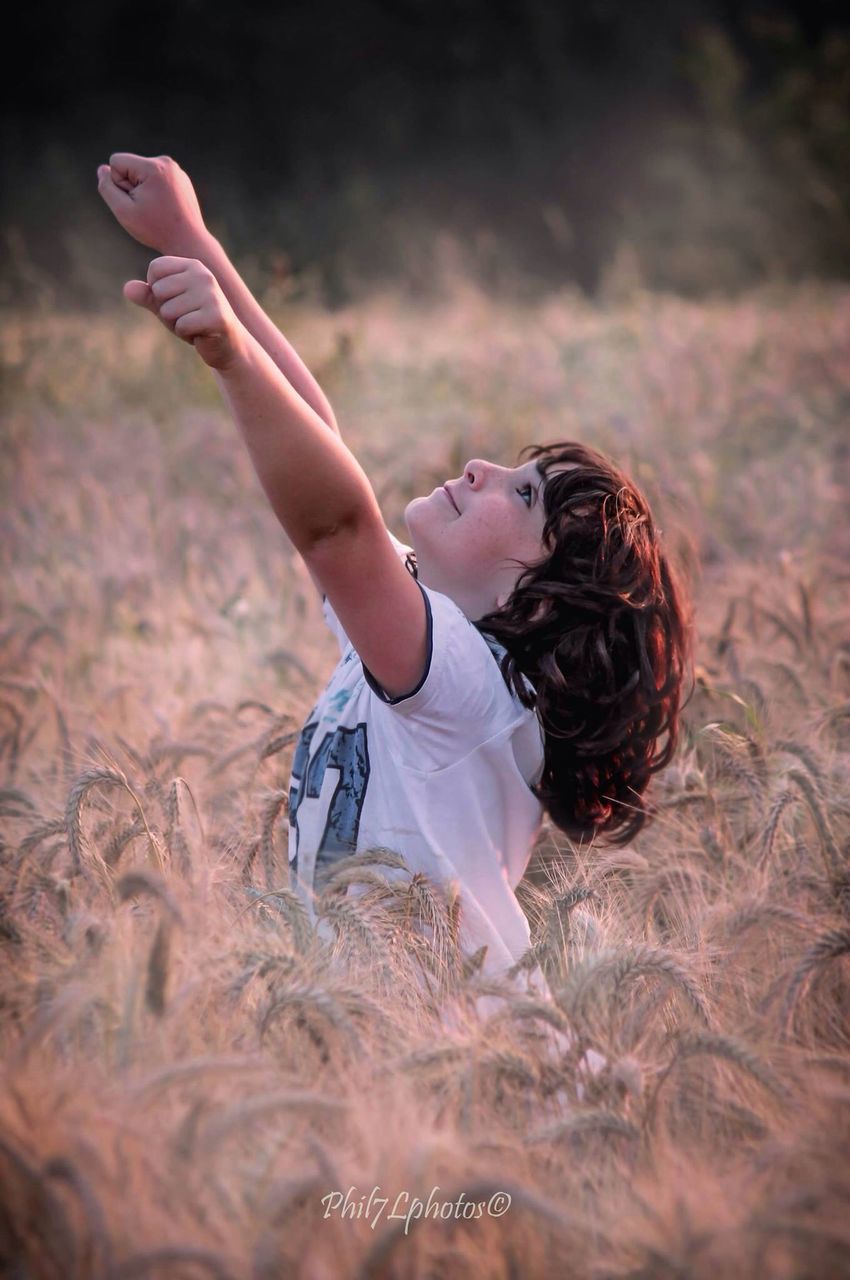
[403, 495, 429, 535]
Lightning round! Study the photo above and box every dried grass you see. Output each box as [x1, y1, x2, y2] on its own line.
[1, 280, 849, 1277]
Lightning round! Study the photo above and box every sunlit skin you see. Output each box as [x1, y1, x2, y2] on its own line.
[406, 458, 577, 620]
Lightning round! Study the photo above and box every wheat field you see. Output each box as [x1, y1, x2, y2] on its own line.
[1, 273, 849, 1279]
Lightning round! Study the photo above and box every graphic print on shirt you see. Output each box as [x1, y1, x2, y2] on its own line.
[288, 716, 371, 877]
[287, 717, 317, 881]
[324, 688, 352, 721]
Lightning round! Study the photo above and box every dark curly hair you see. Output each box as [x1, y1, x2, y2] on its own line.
[473, 441, 695, 846]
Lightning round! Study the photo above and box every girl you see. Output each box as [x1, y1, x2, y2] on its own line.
[97, 154, 693, 992]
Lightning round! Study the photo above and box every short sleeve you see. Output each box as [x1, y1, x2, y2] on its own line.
[360, 582, 514, 771]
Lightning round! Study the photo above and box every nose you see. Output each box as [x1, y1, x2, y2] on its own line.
[463, 458, 495, 489]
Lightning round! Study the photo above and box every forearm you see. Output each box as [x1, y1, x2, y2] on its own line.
[214, 329, 377, 551]
[191, 230, 341, 438]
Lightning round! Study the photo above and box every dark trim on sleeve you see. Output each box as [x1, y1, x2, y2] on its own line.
[361, 580, 434, 705]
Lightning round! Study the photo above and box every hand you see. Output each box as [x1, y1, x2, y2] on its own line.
[97, 153, 207, 255]
[125, 257, 246, 371]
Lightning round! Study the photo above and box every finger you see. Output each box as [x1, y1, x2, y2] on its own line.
[151, 272, 190, 302]
[123, 280, 159, 313]
[157, 296, 189, 324]
[109, 152, 155, 185]
[97, 164, 132, 212]
[147, 256, 196, 285]
[173, 309, 205, 342]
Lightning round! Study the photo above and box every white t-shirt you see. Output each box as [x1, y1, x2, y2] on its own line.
[288, 529, 546, 982]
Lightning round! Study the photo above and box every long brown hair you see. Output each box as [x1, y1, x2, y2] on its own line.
[475, 441, 695, 846]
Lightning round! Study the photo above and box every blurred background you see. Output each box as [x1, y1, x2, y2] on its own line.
[3, 0, 849, 307]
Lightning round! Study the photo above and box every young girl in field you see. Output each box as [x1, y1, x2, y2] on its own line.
[97, 153, 693, 994]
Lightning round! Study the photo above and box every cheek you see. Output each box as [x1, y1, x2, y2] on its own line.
[455, 509, 516, 562]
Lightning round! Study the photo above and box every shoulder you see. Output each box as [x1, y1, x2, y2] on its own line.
[363, 582, 538, 772]
[364, 583, 503, 713]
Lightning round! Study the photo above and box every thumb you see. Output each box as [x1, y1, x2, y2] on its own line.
[123, 280, 157, 312]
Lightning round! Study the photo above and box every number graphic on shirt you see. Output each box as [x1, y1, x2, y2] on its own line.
[288, 719, 318, 878]
[289, 720, 370, 871]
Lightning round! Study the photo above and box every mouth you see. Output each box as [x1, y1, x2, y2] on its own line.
[442, 485, 460, 515]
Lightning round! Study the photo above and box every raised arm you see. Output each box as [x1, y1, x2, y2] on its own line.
[97, 153, 340, 438]
[122, 255, 428, 699]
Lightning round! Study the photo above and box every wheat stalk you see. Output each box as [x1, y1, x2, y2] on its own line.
[475, 1048, 539, 1089]
[316, 892, 387, 964]
[756, 604, 804, 655]
[228, 950, 300, 998]
[194, 1090, 347, 1155]
[527, 1111, 640, 1144]
[716, 896, 809, 943]
[66, 767, 166, 881]
[0, 698, 24, 780]
[489, 997, 574, 1037]
[110, 1246, 238, 1280]
[758, 787, 795, 868]
[314, 865, 397, 896]
[762, 660, 808, 703]
[777, 740, 827, 790]
[116, 870, 184, 1017]
[116, 869, 183, 922]
[146, 739, 214, 770]
[260, 729, 299, 760]
[189, 698, 231, 722]
[258, 788, 289, 888]
[65, 769, 129, 882]
[558, 944, 712, 1028]
[260, 983, 383, 1045]
[102, 817, 147, 868]
[17, 818, 66, 862]
[126, 1055, 270, 1102]
[780, 926, 850, 1037]
[43, 1154, 115, 1277]
[666, 1030, 787, 1098]
[238, 886, 315, 954]
[405, 871, 456, 975]
[399, 1043, 466, 1075]
[0, 1133, 78, 1276]
[0, 787, 37, 819]
[784, 767, 842, 880]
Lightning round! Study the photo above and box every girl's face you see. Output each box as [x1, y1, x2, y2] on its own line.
[404, 458, 550, 619]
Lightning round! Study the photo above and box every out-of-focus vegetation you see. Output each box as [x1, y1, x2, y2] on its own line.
[4, 9, 850, 304]
[1, 270, 849, 1276]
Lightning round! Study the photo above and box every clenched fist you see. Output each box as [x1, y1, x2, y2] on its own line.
[97, 153, 207, 255]
[126, 257, 245, 371]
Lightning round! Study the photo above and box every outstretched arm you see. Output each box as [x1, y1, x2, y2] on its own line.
[123, 255, 428, 699]
[97, 153, 340, 438]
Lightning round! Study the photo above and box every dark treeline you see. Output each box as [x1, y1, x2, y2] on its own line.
[3, 0, 849, 304]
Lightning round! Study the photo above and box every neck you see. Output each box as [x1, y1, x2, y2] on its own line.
[417, 571, 497, 622]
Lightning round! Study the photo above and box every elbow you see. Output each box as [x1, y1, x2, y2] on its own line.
[299, 498, 380, 555]
[300, 502, 384, 563]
